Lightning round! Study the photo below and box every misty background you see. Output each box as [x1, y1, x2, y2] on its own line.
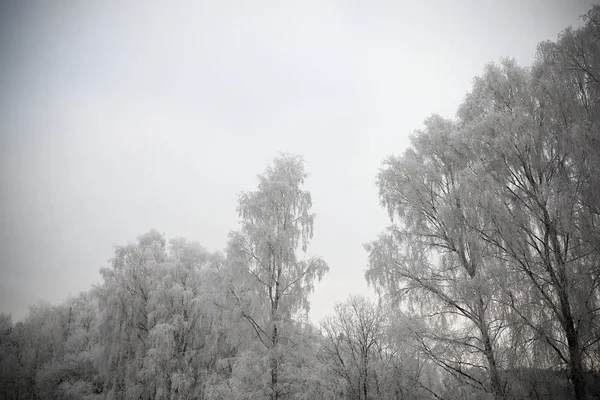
[0, 0, 595, 323]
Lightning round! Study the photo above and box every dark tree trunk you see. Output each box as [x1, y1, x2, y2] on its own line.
[478, 297, 505, 400]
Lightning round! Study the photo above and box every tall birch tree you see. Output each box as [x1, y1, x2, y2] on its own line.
[227, 154, 329, 399]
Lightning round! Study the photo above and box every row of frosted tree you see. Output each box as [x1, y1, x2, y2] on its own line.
[1, 6, 600, 400]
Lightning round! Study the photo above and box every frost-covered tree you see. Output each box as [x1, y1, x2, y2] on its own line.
[457, 36, 600, 398]
[320, 297, 436, 400]
[94, 231, 231, 400]
[94, 229, 167, 399]
[320, 296, 384, 400]
[366, 9, 600, 397]
[365, 114, 508, 399]
[226, 154, 329, 399]
[140, 238, 225, 399]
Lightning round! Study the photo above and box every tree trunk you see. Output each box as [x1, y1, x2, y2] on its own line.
[363, 372, 368, 400]
[478, 297, 505, 400]
[567, 334, 586, 400]
[561, 292, 586, 400]
[270, 254, 282, 400]
[549, 218, 586, 400]
[270, 324, 279, 400]
[482, 328, 504, 400]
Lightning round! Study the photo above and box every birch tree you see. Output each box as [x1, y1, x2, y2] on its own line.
[365, 115, 507, 399]
[320, 296, 385, 400]
[95, 229, 167, 399]
[459, 48, 600, 399]
[226, 154, 329, 399]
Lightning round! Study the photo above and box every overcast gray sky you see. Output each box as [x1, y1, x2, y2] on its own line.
[0, 0, 595, 324]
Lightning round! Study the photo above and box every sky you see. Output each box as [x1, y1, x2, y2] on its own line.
[0, 0, 596, 324]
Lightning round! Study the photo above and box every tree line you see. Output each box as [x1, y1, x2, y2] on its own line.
[1, 6, 600, 400]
